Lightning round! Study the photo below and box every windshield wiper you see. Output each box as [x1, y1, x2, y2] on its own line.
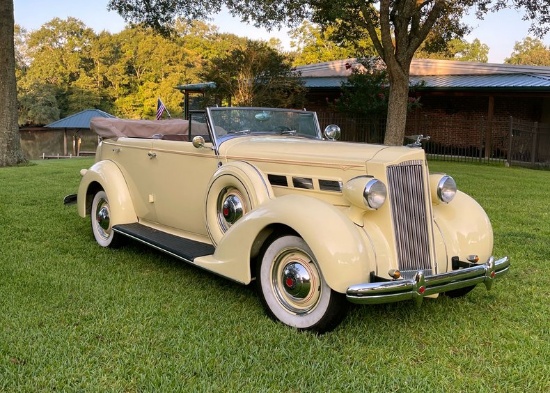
[228, 129, 251, 135]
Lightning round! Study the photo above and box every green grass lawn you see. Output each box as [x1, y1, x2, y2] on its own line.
[1, 158, 548, 392]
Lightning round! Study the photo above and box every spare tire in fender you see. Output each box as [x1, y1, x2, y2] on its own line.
[205, 162, 273, 246]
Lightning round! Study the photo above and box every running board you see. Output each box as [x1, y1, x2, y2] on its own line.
[113, 223, 215, 263]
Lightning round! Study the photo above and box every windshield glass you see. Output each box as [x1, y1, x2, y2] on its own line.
[207, 107, 322, 140]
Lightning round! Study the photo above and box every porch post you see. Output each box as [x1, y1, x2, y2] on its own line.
[485, 96, 494, 159]
[63, 128, 68, 156]
[531, 122, 538, 164]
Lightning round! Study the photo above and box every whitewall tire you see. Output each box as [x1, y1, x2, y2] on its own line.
[257, 235, 348, 333]
[91, 190, 121, 248]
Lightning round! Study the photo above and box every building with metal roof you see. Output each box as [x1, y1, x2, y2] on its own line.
[28, 109, 117, 158]
[297, 58, 550, 95]
[45, 109, 116, 129]
[296, 58, 550, 162]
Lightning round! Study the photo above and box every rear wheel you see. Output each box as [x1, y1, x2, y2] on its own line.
[256, 235, 348, 333]
[91, 190, 121, 248]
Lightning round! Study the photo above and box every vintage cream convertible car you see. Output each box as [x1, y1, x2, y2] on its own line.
[67, 107, 510, 332]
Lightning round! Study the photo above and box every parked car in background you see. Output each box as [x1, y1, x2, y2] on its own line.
[65, 107, 510, 332]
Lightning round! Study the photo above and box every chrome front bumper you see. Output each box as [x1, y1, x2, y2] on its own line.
[346, 256, 510, 305]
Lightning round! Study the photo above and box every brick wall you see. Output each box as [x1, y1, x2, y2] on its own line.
[404, 95, 546, 159]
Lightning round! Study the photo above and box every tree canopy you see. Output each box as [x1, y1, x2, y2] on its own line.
[416, 38, 489, 62]
[505, 37, 550, 66]
[14, 19, 265, 124]
[107, 0, 550, 145]
[2, 1, 550, 166]
[200, 40, 306, 107]
[289, 21, 376, 66]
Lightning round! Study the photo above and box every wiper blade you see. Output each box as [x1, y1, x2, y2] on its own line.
[228, 129, 251, 135]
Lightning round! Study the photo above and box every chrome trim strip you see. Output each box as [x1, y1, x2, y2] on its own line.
[346, 256, 510, 305]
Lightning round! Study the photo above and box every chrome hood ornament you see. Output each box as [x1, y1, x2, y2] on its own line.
[406, 134, 430, 148]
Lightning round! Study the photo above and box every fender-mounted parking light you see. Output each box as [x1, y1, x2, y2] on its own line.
[388, 269, 401, 280]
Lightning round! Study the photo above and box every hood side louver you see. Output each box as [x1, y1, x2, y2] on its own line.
[268, 174, 342, 193]
[319, 179, 343, 192]
[292, 177, 314, 189]
[267, 174, 288, 187]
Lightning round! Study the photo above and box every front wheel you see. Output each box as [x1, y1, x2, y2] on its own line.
[256, 235, 348, 333]
[91, 190, 122, 248]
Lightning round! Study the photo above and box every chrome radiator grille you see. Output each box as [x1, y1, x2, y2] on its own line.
[386, 160, 432, 276]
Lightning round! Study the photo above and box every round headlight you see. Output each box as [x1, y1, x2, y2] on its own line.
[437, 175, 457, 203]
[363, 179, 387, 210]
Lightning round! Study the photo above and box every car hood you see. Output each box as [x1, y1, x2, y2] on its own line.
[218, 136, 420, 170]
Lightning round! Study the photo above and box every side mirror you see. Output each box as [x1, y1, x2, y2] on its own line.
[192, 135, 205, 148]
[324, 124, 341, 141]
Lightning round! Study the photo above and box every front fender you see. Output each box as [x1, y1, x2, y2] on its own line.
[77, 160, 137, 225]
[195, 195, 373, 291]
[433, 190, 494, 271]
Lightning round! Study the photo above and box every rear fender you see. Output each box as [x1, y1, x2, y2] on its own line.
[77, 160, 137, 225]
[194, 194, 373, 291]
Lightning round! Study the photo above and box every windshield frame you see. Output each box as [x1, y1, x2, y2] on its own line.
[206, 107, 323, 147]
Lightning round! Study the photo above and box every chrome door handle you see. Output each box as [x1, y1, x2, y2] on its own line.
[148, 151, 157, 159]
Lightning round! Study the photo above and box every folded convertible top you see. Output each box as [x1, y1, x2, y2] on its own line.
[90, 118, 190, 138]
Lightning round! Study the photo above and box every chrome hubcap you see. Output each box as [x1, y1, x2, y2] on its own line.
[95, 198, 111, 238]
[222, 194, 243, 224]
[282, 262, 312, 299]
[217, 188, 246, 231]
[97, 205, 110, 230]
[272, 249, 321, 314]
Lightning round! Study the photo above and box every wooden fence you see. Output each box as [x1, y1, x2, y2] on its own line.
[317, 111, 550, 168]
[23, 112, 550, 168]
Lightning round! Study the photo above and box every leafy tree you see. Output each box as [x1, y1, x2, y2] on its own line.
[310, 1, 480, 145]
[505, 37, 550, 66]
[416, 38, 489, 62]
[455, 38, 489, 62]
[289, 21, 372, 66]
[0, 0, 25, 166]
[18, 83, 61, 125]
[336, 59, 390, 117]
[107, 0, 550, 146]
[19, 17, 100, 120]
[14, 24, 28, 73]
[335, 58, 422, 142]
[108, 24, 248, 118]
[200, 40, 306, 108]
[266, 37, 284, 52]
[15, 15, 259, 123]
[174, 19, 245, 61]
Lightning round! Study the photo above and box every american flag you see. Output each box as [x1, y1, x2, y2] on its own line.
[156, 98, 170, 120]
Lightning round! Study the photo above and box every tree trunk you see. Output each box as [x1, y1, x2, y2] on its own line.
[0, 0, 26, 167]
[383, 65, 410, 146]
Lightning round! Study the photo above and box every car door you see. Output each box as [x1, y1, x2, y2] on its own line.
[148, 137, 219, 237]
[109, 138, 159, 223]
